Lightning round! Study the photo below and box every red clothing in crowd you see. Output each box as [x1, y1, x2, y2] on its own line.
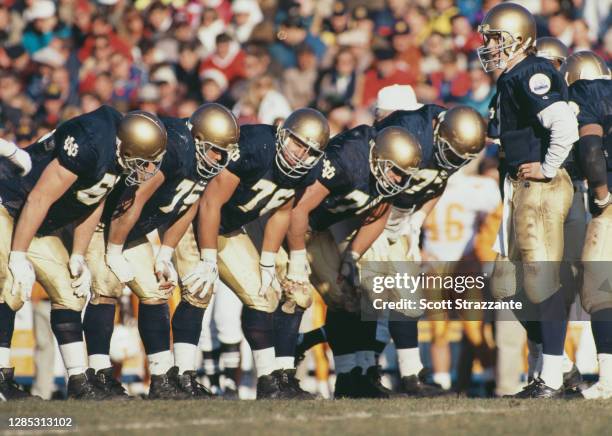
[199, 46, 246, 84]
[360, 65, 418, 108]
[78, 32, 133, 63]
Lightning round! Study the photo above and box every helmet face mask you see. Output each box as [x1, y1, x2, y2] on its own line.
[433, 106, 486, 171]
[193, 134, 238, 180]
[369, 140, 418, 198]
[477, 30, 520, 72]
[274, 109, 329, 179]
[117, 141, 165, 186]
[433, 134, 474, 171]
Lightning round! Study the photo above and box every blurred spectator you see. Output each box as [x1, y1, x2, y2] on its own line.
[197, 7, 226, 56]
[320, 1, 350, 47]
[269, 16, 326, 69]
[314, 47, 357, 112]
[355, 46, 417, 109]
[572, 19, 593, 52]
[150, 65, 179, 116]
[175, 41, 202, 100]
[426, 50, 470, 104]
[200, 68, 234, 107]
[460, 59, 496, 117]
[430, 0, 460, 36]
[282, 44, 318, 109]
[78, 14, 131, 63]
[200, 33, 246, 85]
[229, 0, 264, 44]
[233, 74, 291, 125]
[34, 83, 64, 127]
[390, 20, 421, 82]
[451, 14, 482, 55]
[22, 0, 71, 54]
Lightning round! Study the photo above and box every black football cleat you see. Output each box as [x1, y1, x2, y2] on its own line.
[148, 367, 191, 400]
[400, 368, 453, 397]
[334, 367, 362, 399]
[67, 369, 110, 400]
[94, 368, 130, 399]
[511, 378, 564, 399]
[563, 364, 583, 391]
[256, 370, 294, 400]
[0, 368, 37, 401]
[278, 369, 315, 400]
[177, 370, 215, 399]
[361, 366, 399, 399]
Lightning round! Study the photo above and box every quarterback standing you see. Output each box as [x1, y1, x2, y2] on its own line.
[0, 107, 167, 400]
[479, 3, 579, 397]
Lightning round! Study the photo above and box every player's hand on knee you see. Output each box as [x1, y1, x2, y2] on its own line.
[105, 243, 134, 283]
[154, 245, 178, 291]
[337, 249, 360, 288]
[0, 139, 32, 176]
[8, 251, 35, 302]
[182, 249, 218, 298]
[68, 254, 92, 298]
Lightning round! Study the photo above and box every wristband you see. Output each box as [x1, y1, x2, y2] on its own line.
[106, 243, 124, 255]
[200, 248, 217, 262]
[260, 250, 277, 266]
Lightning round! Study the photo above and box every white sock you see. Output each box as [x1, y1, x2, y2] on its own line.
[89, 354, 111, 372]
[396, 347, 423, 377]
[433, 372, 451, 390]
[527, 340, 543, 379]
[540, 354, 563, 389]
[355, 351, 375, 373]
[275, 356, 295, 370]
[148, 350, 173, 375]
[174, 343, 197, 373]
[562, 350, 574, 373]
[0, 347, 10, 368]
[252, 347, 275, 376]
[598, 353, 612, 386]
[59, 342, 88, 377]
[333, 353, 356, 375]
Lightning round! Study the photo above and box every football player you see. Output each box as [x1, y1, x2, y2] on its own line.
[375, 102, 487, 397]
[534, 36, 584, 390]
[478, 3, 579, 397]
[171, 108, 329, 400]
[0, 106, 167, 400]
[0, 138, 31, 176]
[560, 51, 612, 398]
[287, 119, 422, 399]
[82, 103, 239, 399]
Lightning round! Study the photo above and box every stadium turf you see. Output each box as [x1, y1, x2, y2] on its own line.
[1, 398, 611, 436]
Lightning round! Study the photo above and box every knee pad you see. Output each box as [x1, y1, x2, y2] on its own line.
[50, 309, 83, 345]
[83, 303, 116, 355]
[172, 301, 205, 345]
[241, 307, 274, 350]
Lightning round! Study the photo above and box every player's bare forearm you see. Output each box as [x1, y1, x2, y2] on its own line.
[262, 198, 294, 253]
[72, 199, 105, 256]
[287, 181, 330, 251]
[349, 205, 391, 256]
[12, 159, 77, 252]
[108, 171, 165, 246]
[420, 195, 441, 217]
[161, 201, 198, 249]
[197, 170, 239, 251]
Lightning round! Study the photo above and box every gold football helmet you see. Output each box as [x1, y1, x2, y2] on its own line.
[535, 37, 568, 66]
[369, 126, 422, 197]
[560, 51, 611, 86]
[188, 103, 240, 179]
[117, 111, 167, 186]
[477, 3, 536, 72]
[434, 106, 486, 171]
[276, 108, 330, 178]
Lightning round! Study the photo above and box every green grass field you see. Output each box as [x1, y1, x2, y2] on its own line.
[1, 397, 610, 436]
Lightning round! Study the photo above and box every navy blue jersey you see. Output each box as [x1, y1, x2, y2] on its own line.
[569, 79, 612, 189]
[376, 106, 451, 212]
[104, 117, 205, 242]
[374, 104, 445, 165]
[493, 55, 568, 177]
[309, 125, 385, 231]
[0, 105, 123, 235]
[220, 124, 318, 234]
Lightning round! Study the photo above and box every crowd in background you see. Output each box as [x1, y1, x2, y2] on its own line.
[0, 0, 610, 147]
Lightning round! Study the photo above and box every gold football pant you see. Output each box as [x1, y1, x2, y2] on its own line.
[174, 224, 292, 312]
[0, 205, 86, 312]
[491, 169, 573, 304]
[88, 228, 172, 304]
[580, 205, 612, 313]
